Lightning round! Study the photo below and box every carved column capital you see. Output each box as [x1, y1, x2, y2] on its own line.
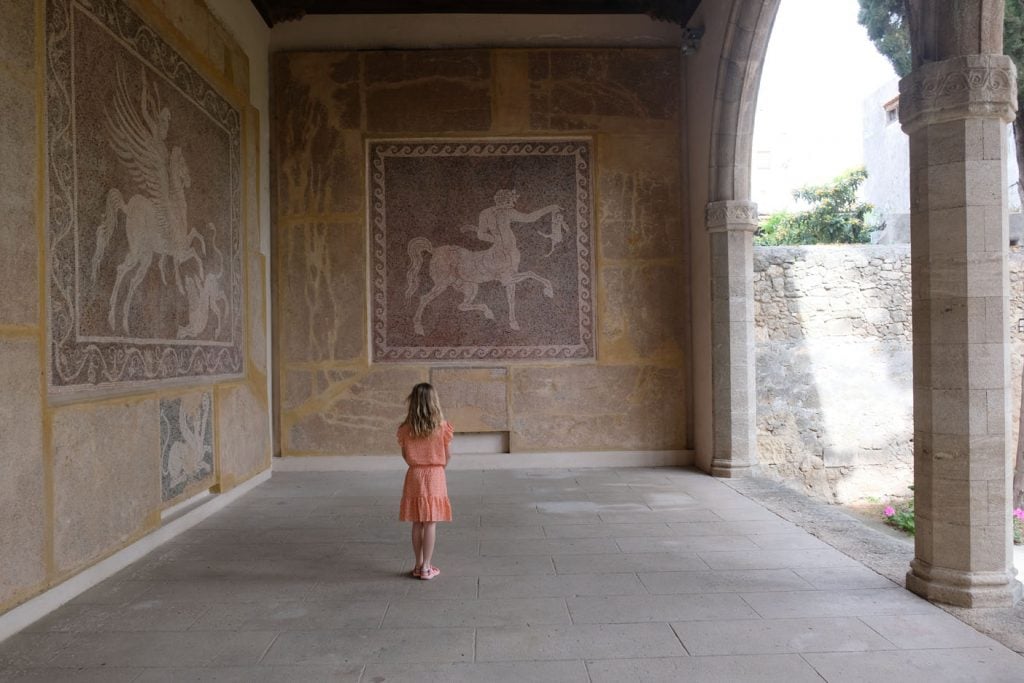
[706, 200, 759, 233]
[900, 54, 1018, 133]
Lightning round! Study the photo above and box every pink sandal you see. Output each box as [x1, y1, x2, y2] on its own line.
[419, 566, 440, 580]
[411, 567, 423, 578]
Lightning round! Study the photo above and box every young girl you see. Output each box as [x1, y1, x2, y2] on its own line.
[398, 383, 453, 580]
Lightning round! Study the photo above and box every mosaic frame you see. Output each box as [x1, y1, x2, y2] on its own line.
[369, 138, 596, 362]
[45, 0, 243, 392]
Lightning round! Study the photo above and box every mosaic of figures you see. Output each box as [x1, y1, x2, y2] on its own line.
[46, 0, 243, 390]
[160, 393, 214, 502]
[371, 140, 595, 362]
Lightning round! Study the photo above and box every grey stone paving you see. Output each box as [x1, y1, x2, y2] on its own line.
[1, 467, 1023, 682]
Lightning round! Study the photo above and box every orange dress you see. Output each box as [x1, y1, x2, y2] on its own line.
[398, 421, 453, 522]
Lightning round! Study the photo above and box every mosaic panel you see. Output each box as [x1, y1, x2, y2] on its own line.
[160, 392, 213, 501]
[370, 139, 595, 362]
[46, 0, 243, 391]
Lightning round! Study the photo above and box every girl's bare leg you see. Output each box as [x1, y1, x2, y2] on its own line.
[411, 522, 424, 572]
[422, 522, 437, 570]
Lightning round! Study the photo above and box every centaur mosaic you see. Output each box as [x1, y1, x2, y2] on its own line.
[370, 139, 595, 362]
[46, 0, 243, 391]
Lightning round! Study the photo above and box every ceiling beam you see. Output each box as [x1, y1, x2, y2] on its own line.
[250, 0, 702, 28]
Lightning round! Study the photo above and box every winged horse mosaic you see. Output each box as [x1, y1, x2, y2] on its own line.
[91, 65, 209, 335]
[405, 189, 566, 334]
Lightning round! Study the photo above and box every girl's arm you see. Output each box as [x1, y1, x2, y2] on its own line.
[443, 421, 453, 467]
[397, 426, 411, 465]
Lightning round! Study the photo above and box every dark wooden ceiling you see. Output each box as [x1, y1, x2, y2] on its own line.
[251, 0, 702, 28]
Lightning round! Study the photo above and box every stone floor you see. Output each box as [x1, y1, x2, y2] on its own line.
[1, 467, 1023, 682]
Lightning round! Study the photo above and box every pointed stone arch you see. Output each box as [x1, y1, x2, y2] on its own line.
[702, 0, 1021, 606]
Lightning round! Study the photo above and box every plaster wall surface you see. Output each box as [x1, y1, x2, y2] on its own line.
[273, 46, 689, 458]
[0, 0, 271, 617]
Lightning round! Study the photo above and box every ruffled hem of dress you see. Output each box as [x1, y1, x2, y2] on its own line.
[399, 496, 452, 522]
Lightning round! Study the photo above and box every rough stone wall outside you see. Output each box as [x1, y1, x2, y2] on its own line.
[755, 244, 1024, 504]
[755, 245, 913, 502]
[273, 49, 688, 457]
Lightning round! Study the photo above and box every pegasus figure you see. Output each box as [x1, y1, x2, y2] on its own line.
[91, 64, 206, 334]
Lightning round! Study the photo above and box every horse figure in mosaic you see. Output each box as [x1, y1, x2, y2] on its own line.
[91, 65, 206, 334]
[405, 190, 562, 335]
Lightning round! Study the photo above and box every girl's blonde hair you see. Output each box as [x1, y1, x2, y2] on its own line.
[405, 382, 443, 438]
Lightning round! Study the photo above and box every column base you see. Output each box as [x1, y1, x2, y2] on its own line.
[906, 559, 1022, 608]
[710, 458, 758, 478]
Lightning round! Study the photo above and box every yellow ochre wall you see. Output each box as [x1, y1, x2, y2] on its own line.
[0, 0, 270, 616]
[273, 48, 690, 458]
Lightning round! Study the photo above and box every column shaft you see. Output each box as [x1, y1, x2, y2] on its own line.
[707, 200, 758, 477]
[901, 54, 1022, 607]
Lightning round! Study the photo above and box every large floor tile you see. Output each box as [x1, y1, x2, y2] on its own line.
[48, 631, 277, 668]
[553, 551, 707, 574]
[740, 588, 937, 619]
[638, 569, 813, 594]
[480, 573, 647, 598]
[360, 660, 589, 682]
[187, 599, 386, 631]
[858, 612, 1000, 649]
[698, 548, 860, 570]
[262, 628, 474, 666]
[382, 597, 570, 628]
[672, 616, 895, 655]
[476, 623, 686, 661]
[802, 647, 1024, 682]
[480, 537, 620, 556]
[25, 601, 208, 632]
[567, 594, 758, 623]
[586, 654, 825, 683]
[132, 665, 363, 682]
[0, 668, 143, 682]
[615, 534, 760, 553]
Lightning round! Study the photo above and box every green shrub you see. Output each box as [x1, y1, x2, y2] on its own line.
[756, 168, 873, 246]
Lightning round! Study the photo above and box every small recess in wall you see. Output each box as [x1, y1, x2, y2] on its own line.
[451, 432, 510, 455]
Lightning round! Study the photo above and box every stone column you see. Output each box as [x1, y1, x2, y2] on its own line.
[707, 200, 759, 477]
[901, 54, 1022, 607]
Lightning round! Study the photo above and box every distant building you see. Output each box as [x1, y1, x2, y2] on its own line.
[862, 79, 1022, 244]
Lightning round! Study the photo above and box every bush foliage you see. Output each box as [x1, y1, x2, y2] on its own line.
[755, 168, 873, 246]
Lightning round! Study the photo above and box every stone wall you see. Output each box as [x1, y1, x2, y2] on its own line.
[273, 49, 689, 457]
[0, 0, 270, 616]
[755, 244, 1024, 503]
[755, 246, 914, 502]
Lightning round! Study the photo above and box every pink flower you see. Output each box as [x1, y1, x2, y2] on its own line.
[1014, 508, 1024, 521]
[884, 506, 896, 517]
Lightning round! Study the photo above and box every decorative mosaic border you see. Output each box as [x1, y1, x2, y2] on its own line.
[45, 0, 243, 391]
[369, 138, 596, 362]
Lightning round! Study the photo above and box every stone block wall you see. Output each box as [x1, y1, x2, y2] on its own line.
[755, 246, 913, 502]
[273, 49, 689, 457]
[755, 244, 1024, 503]
[0, 0, 270, 616]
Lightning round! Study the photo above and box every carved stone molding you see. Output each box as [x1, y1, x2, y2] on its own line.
[706, 200, 759, 233]
[899, 54, 1017, 133]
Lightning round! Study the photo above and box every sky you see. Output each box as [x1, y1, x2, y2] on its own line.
[751, 0, 898, 213]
